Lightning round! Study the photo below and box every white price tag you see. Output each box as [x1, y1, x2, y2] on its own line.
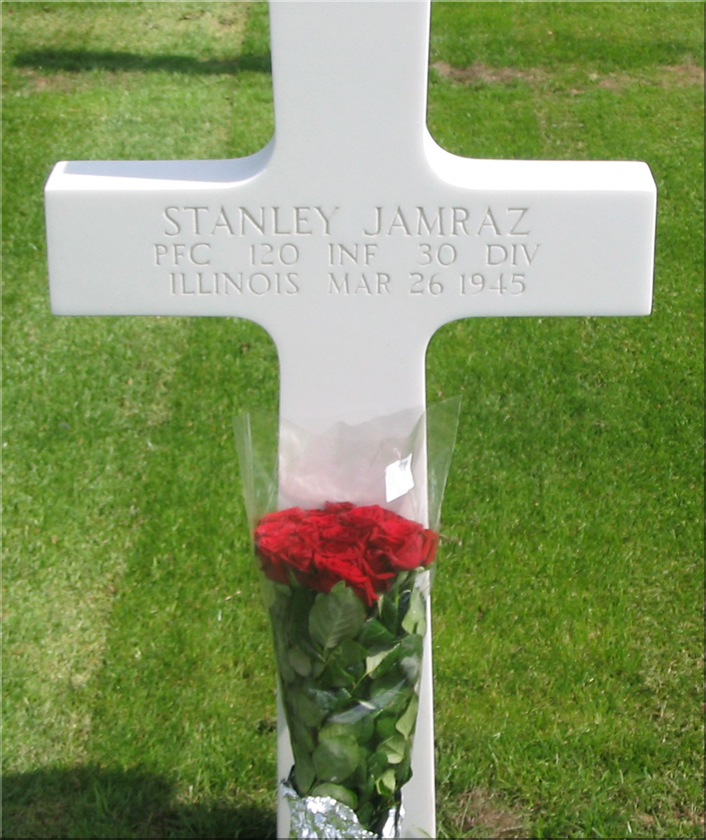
[385, 454, 415, 503]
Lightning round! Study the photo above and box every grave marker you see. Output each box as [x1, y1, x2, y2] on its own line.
[44, 1, 656, 837]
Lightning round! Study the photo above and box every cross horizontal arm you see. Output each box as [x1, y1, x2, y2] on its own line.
[46, 157, 655, 321]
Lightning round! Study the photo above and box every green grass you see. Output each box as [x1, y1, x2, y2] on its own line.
[2, 2, 703, 838]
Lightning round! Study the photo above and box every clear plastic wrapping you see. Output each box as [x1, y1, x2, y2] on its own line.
[234, 400, 460, 838]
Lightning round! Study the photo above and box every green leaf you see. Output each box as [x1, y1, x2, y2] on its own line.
[367, 748, 389, 780]
[400, 633, 424, 657]
[356, 762, 376, 800]
[365, 643, 400, 679]
[337, 638, 367, 668]
[309, 584, 366, 651]
[311, 782, 358, 810]
[276, 654, 296, 685]
[312, 733, 361, 783]
[323, 707, 376, 747]
[379, 593, 399, 632]
[380, 733, 408, 765]
[388, 570, 413, 593]
[330, 700, 377, 727]
[267, 584, 292, 617]
[375, 768, 398, 797]
[289, 586, 316, 642]
[375, 712, 398, 741]
[397, 588, 412, 623]
[369, 670, 411, 714]
[357, 617, 396, 649]
[332, 687, 354, 712]
[399, 633, 424, 684]
[288, 687, 326, 728]
[318, 721, 355, 741]
[287, 645, 312, 677]
[289, 717, 316, 753]
[321, 639, 365, 687]
[395, 753, 413, 786]
[351, 711, 376, 746]
[401, 587, 426, 635]
[357, 802, 374, 829]
[319, 659, 355, 689]
[293, 748, 316, 795]
[395, 693, 419, 738]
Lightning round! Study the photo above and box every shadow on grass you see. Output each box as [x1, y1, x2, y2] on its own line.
[1, 765, 276, 839]
[13, 50, 271, 76]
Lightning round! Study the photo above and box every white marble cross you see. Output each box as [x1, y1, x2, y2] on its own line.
[44, 1, 656, 837]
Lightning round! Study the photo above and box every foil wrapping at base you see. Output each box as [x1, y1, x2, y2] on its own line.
[282, 782, 403, 839]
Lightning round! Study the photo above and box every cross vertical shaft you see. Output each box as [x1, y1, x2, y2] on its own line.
[268, 1, 431, 179]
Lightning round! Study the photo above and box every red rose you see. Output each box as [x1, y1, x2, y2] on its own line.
[254, 503, 438, 605]
[345, 505, 438, 571]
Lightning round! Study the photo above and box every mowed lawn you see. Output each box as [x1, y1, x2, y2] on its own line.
[2, 2, 703, 838]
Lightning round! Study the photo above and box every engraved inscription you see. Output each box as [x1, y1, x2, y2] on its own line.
[409, 273, 444, 295]
[327, 243, 379, 265]
[155, 243, 212, 266]
[170, 271, 300, 296]
[360, 206, 533, 238]
[249, 243, 300, 265]
[163, 205, 340, 237]
[460, 273, 526, 295]
[418, 243, 457, 266]
[155, 203, 540, 298]
[485, 243, 540, 266]
[328, 272, 391, 295]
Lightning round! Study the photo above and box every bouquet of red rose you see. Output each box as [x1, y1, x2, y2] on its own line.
[255, 502, 436, 835]
[235, 403, 459, 838]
